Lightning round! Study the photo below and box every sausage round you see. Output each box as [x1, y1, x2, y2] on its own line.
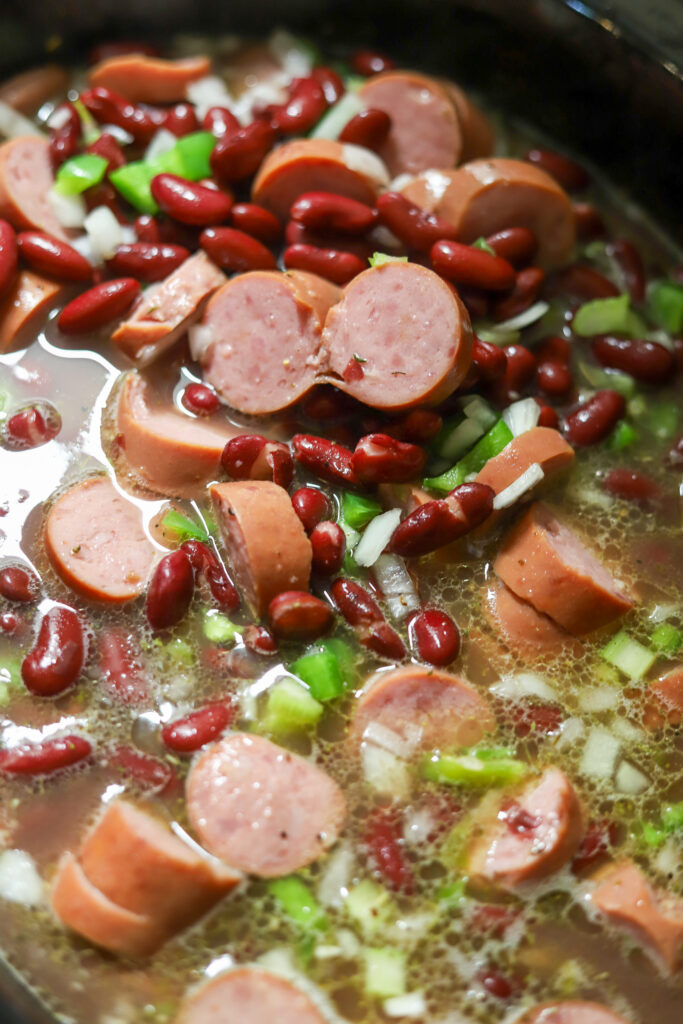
[484, 581, 580, 660]
[176, 968, 328, 1024]
[186, 732, 346, 876]
[88, 55, 211, 103]
[442, 81, 495, 163]
[0, 137, 69, 240]
[210, 480, 312, 616]
[45, 476, 156, 603]
[644, 666, 683, 730]
[0, 65, 70, 114]
[0, 270, 65, 353]
[475, 427, 575, 498]
[517, 1002, 630, 1024]
[493, 502, 634, 635]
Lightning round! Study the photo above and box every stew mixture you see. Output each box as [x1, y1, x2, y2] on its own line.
[0, 28, 681, 1024]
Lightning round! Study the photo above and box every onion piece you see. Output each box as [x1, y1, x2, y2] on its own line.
[554, 716, 585, 750]
[492, 462, 544, 510]
[579, 727, 621, 779]
[268, 28, 315, 80]
[100, 123, 135, 146]
[495, 300, 550, 333]
[502, 397, 541, 438]
[144, 128, 178, 163]
[354, 508, 401, 567]
[577, 686, 619, 712]
[188, 323, 215, 361]
[490, 671, 558, 703]
[316, 843, 354, 908]
[186, 76, 239, 122]
[361, 743, 411, 798]
[342, 143, 390, 189]
[615, 759, 650, 795]
[460, 394, 498, 430]
[47, 106, 71, 131]
[84, 205, 123, 261]
[0, 850, 43, 906]
[48, 187, 87, 229]
[384, 992, 427, 1018]
[311, 91, 364, 140]
[372, 554, 420, 621]
[0, 100, 45, 139]
[362, 720, 416, 759]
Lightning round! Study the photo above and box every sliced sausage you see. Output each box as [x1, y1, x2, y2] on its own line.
[176, 968, 328, 1024]
[252, 139, 389, 220]
[186, 732, 346, 876]
[643, 666, 683, 730]
[517, 1002, 630, 1024]
[210, 480, 312, 616]
[0, 65, 70, 114]
[401, 158, 575, 270]
[0, 137, 68, 240]
[45, 476, 156, 603]
[0, 270, 65, 353]
[589, 860, 683, 974]
[51, 853, 163, 958]
[88, 55, 211, 103]
[321, 261, 473, 410]
[475, 427, 574, 498]
[199, 270, 340, 415]
[379, 482, 432, 513]
[115, 372, 239, 497]
[351, 665, 495, 750]
[467, 767, 585, 889]
[484, 581, 581, 660]
[112, 251, 226, 365]
[493, 502, 634, 635]
[79, 800, 240, 930]
[443, 82, 495, 163]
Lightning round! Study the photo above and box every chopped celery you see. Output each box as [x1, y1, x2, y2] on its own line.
[661, 802, 683, 833]
[472, 237, 496, 256]
[363, 948, 406, 999]
[577, 359, 637, 398]
[160, 508, 209, 544]
[475, 326, 520, 346]
[291, 646, 344, 702]
[436, 879, 466, 905]
[422, 748, 527, 789]
[650, 622, 682, 656]
[268, 876, 328, 931]
[166, 637, 195, 666]
[424, 418, 513, 493]
[342, 491, 382, 530]
[174, 131, 216, 179]
[647, 279, 683, 334]
[368, 253, 408, 268]
[203, 611, 240, 645]
[605, 420, 638, 451]
[55, 153, 108, 196]
[643, 399, 679, 440]
[573, 294, 648, 339]
[601, 631, 656, 680]
[310, 89, 364, 139]
[345, 879, 393, 936]
[641, 822, 667, 848]
[0, 683, 9, 707]
[262, 678, 323, 734]
[110, 161, 158, 214]
[0, 656, 22, 691]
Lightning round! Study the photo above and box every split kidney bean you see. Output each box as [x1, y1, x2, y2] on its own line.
[202, 105, 240, 138]
[230, 202, 281, 243]
[243, 624, 278, 655]
[270, 76, 327, 135]
[0, 564, 39, 603]
[472, 337, 507, 382]
[389, 482, 495, 557]
[58, 278, 141, 334]
[603, 468, 660, 505]
[364, 806, 415, 894]
[107, 242, 189, 282]
[210, 120, 276, 181]
[85, 130, 126, 172]
[485, 227, 537, 268]
[283, 243, 365, 284]
[161, 701, 234, 754]
[181, 540, 239, 612]
[375, 191, 458, 251]
[221, 434, 294, 488]
[5, 406, 60, 449]
[352, 49, 396, 76]
[181, 382, 220, 416]
[146, 549, 194, 630]
[536, 360, 573, 398]
[291, 487, 333, 533]
[0, 735, 92, 775]
[572, 202, 606, 240]
[558, 264, 619, 301]
[431, 240, 516, 291]
[21, 605, 86, 697]
[535, 399, 560, 430]
[0, 218, 18, 296]
[200, 226, 276, 272]
[80, 86, 158, 143]
[17, 231, 93, 282]
[592, 335, 674, 384]
[162, 101, 199, 137]
[268, 591, 334, 640]
[352, 433, 426, 484]
[310, 521, 346, 575]
[105, 744, 177, 796]
[607, 239, 646, 303]
[410, 608, 460, 666]
[339, 107, 392, 150]
[491, 266, 545, 322]
[564, 389, 625, 446]
[311, 66, 345, 104]
[150, 174, 232, 227]
[292, 434, 360, 488]
[290, 192, 376, 235]
[524, 147, 589, 191]
[98, 628, 149, 705]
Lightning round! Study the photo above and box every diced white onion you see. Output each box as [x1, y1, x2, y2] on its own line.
[84, 205, 123, 261]
[311, 91, 364, 140]
[389, 173, 416, 193]
[189, 323, 215, 361]
[0, 100, 45, 139]
[342, 144, 390, 190]
[144, 127, 178, 163]
[69, 233, 99, 266]
[648, 604, 679, 624]
[577, 685, 620, 712]
[370, 224, 403, 250]
[492, 462, 544, 510]
[269, 28, 314, 80]
[579, 727, 621, 779]
[0, 850, 43, 906]
[100, 123, 135, 146]
[460, 394, 498, 430]
[654, 838, 680, 877]
[440, 417, 484, 462]
[610, 717, 646, 744]
[554, 715, 585, 750]
[361, 743, 411, 798]
[186, 76, 238, 122]
[314, 944, 344, 960]
[47, 106, 71, 131]
[336, 928, 362, 958]
[502, 397, 541, 438]
[402, 807, 436, 846]
[362, 721, 415, 759]
[383, 992, 427, 1018]
[615, 759, 650, 795]
[317, 844, 354, 908]
[372, 554, 420, 621]
[354, 508, 401, 567]
[490, 671, 558, 703]
[495, 300, 550, 333]
[48, 187, 87, 228]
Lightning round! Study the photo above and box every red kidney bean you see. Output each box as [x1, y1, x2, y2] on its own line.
[221, 434, 294, 488]
[572, 201, 606, 240]
[290, 191, 376, 235]
[331, 577, 383, 626]
[558, 264, 619, 301]
[607, 239, 646, 303]
[410, 608, 460, 666]
[200, 225, 276, 272]
[389, 482, 495, 557]
[536, 335, 571, 364]
[202, 105, 240, 138]
[230, 202, 281, 243]
[146, 550, 194, 630]
[460, 287, 491, 321]
[310, 521, 346, 575]
[181, 382, 220, 416]
[85, 130, 126, 172]
[571, 818, 618, 875]
[16, 230, 93, 282]
[268, 590, 334, 640]
[58, 278, 140, 334]
[536, 360, 573, 398]
[162, 101, 199, 137]
[283, 243, 365, 285]
[564, 389, 625, 446]
[468, 903, 520, 938]
[431, 240, 515, 291]
[161, 701, 234, 753]
[80, 86, 158, 143]
[477, 968, 518, 1001]
[291, 487, 333, 533]
[535, 399, 560, 430]
[284, 219, 373, 261]
[180, 540, 239, 612]
[603, 468, 660, 505]
[210, 120, 276, 182]
[352, 50, 396, 76]
[292, 434, 361, 488]
[0, 735, 92, 775]
[243, 624, 278, 655]
[0, 218, 18, 296]
[0, 612, 22, 635]
[88, 39, 159, 64]
[21, 605, 86, 697]
[592, 335, 674, 383]
[339, 107, 392, 150]
[386, 409, 443, 444]
[0, 564, 39, 603]
[364, 806, 415, 894]
[271, 76, 327, 135]
[524, 147, 589, 191]
[98, 628, 149, 704]
[48, 102, 82, 168]
[352, 433, 426, 484]
[472, 337, 508, 382]
[375, 191, 458, 251]
[150, 174, 232, 227]
[485, 227, 538, 268]
[499, 344, 537, 398]
[311, 66, 345, 104]
[5, 406, 60, 449]
[105, 744, 177, 796]
[491, 266, 545, 321]
[84, 181, 126, 222]
[364, 619, 406, 660]
[106, 242, 190, 282]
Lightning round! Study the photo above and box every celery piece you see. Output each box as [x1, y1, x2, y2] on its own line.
[472, 237, 496, 256]
[203, 611, 239, 645]
[650, 622, 683, 656]
[55, 153, 108, 196]
[149, 145, 186, 178]
[422, 749, 527, 789]
[166, 637, 195, 666]
[572, 294, 648, 339]
[174, 131, 216, 179]
[110, 161, 158, 214]
[643, 399, 679, 441]
[0, 683, 10, 707]
[342, 491, 382, 531]
[160, 508, 209, 544]
[268, 876, 328, 931]
[601, 631, 656, 680]
[661, 802, 683, 833]
[647, 279, 683, 334]
[605, 420, 638, 451]
[475, 326, 520, 346]
[345, 879, 393, 936]
[262, 678, 323, 734]
[0, 656, 22, 690]
[436, 879, 466, 905]
[368, 252, 409, 268]
[291, 646, 344, 702]
[641, 822, 667, 848]
[310, 90, 364, 139]
[424, 418, 513, 494]
[363, 948, 406, 999]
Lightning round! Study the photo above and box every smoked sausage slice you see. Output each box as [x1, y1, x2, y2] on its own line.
[517, 1002, 630, 1024]
[210, 480, 312, 616]
[0, 66, 70, 114]
[45, 476, 156, 603]
[88, 54, 211, 103]
[0, 137, 68, 240]
[494, 503, 633, 635]
[643, 666, 683, 730]
[0, 271, 65, 353]
[484, 581, 580, 661]
[475, 427, 574, 499]
[176, 968, 328, 1024]
[186, 732, 346, 876]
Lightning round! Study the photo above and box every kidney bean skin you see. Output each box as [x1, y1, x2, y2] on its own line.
[283, 243, 365, 285]
[85, 130, 126, 173]
[310, 521, 346, 575]
[291, 487, 333, 533]
[331, 577, 383, 626]
[271, 77, 327, 135]
[311, 66, 345, 104]
[492, 266, 545, 322]
[477, 969, 517, 1001]
[81, 86, 158, 143]
[221, 434, 294, 488]
[536, 360, 573, 397]
[390, 482, 495, 557]
[290, 192, 376, 235]
[500, 344, 537, 398]
[572, 202, 606, 240]
[230, 202, 281, 243]
[603, 468, 660, 504]
[0, 612, 22, 635]
[180, 382, 220, 416]
[364, 806, 415, 894]
[352, 50, 396, 76]
[411, 608, 461, 666]
[180, 540, 239, 612]
[607, 239, 646, 304]
[107, 242, 189, 282]
[105, 744, 177, 795]
[292, 434, 361, 488]
[162, 101, 199, 137]
[535, 399, 560, 430]
[146, 550, 194, 630]
[58, 278, 141, 334]
[592, 335, 674, 384]
[339, 107, 392, 150]
[202, 105, 240, 138]
[365, 620, 406, 659]
[352, 433, 426, 484]
[21, 606, 85, 697]
[200, 226, 276, 272]
[48, 102, 82, 168]
[98, 628, 149, 704]
[524, 147, 589, 191]
[210, 121, 276, 182]
[472, 337, 507, 382]
[17, 231, 92, 282]
[387, 409, 443, 444]
[375, 191, 458, 251]
[150, 174, 232, 227]
[162, 702, 234, 753]
[564, 389, 625, 446]
[0, 735, 92, 775]
[431, 240, 516, 291]
[0, 218, 18, 296]
[268, 591, 334, 641]
[559, 264, 619, 301]
[536, 335, 571, 364]
[5, 407, 60, 448]
[0, 565, 39, 603]
[243, 624, 278, 655]
[485, 227, 537, 268]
